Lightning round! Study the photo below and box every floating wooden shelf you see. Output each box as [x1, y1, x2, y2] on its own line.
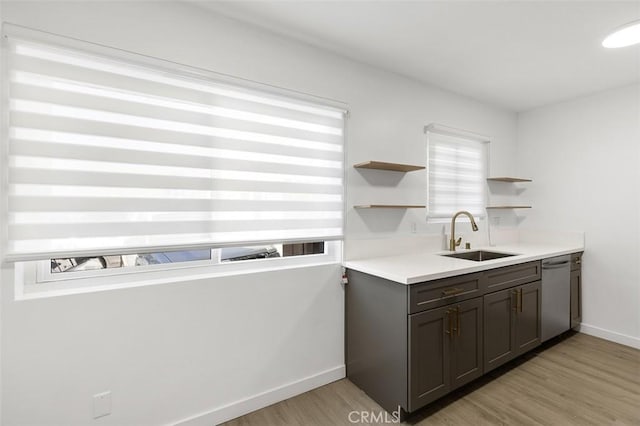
[487, 177, 532, 183]
[486, 206, 532, 209]
[353, 161, 425, 172]
[354, 204, 426, 209]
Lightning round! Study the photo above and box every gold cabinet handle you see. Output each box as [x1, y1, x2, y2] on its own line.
[442, 287, 465, 297]
[445, 309, 453, 336]
[451, 308, 458, 336]
[519, 288, 523, 313]
[456, 306, 461, 337]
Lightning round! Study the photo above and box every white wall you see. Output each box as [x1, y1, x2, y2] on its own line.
[1, 1, 517, 425]
[2, 265, 344, 426]
[517, 84, 640, 347]
[0, 0, 4, 421]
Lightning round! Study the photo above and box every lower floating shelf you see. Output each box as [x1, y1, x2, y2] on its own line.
[354, 205, 426, 209]
[486, 206, 532, 209]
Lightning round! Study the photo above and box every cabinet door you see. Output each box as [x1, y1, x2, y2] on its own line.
[515, 280, 542, 356]
[408, 305, 451, 411]
[570, 269, 582, 328]
[450, 297, 483, 390]
[483, 288, 516, 373]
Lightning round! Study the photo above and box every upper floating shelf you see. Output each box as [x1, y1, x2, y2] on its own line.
[486, 177, 532, 183]
[486, 206, 532, 209]
[353, 161, 425, 172]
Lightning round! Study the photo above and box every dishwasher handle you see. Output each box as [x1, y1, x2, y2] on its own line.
[542, 260, 570, 269]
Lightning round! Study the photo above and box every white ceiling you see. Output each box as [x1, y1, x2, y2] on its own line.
[192, 1, 640, 112]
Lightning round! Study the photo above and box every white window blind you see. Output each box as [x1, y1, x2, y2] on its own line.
[3, 29, 345, 262]
[426, 126, 488, 219]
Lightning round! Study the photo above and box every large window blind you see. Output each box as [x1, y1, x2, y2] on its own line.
[426, 125, 488, 219]
[3, 28, 345, 262]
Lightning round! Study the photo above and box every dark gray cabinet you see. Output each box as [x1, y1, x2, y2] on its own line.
[409, 305, 450, 410]
[483, 286, 517, 372]
[483, 280, 541, 373]
[485, 261, 540, 293]
[570, 270, 581, 328]
[570, 252, 583, 328]
[346, 254, 578, 417]
[450, 298, 484, 389]
[515, 281, 542, 354]
[409, 297, 483, 411]
[409, 272, 484, 314]
[346, 271, 407, 415]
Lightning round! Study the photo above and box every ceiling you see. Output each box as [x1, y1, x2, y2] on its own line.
[192, 1, 640, 112]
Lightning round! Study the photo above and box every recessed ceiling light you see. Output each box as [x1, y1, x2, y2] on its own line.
[602, 19, 640, 48]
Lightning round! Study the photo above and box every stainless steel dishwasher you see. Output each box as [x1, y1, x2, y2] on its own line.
[541, 255, 571, 342]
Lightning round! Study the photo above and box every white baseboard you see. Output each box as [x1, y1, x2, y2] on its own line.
[578, 323, 640, 350]
[173, 365, 346, 426]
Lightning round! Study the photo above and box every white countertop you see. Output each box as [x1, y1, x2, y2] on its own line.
[344, 242, 584, 285]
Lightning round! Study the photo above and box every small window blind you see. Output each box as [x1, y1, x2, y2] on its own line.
[3, 29, 345, 261]
[426, 126, 488, 219]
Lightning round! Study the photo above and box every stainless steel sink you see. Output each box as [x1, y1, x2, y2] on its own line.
[441, 250, 517, 262]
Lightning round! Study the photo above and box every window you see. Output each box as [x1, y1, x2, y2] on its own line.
[48, 241, 324, 275]
[426, 124, 489, 220]
[3, 25, 345, 293]
[17, 241, 340, 298]
[50, 249, 213, 274]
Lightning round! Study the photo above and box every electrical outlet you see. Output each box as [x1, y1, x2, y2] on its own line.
[93, 391, 111, 419]
[411, 222, 417, 233]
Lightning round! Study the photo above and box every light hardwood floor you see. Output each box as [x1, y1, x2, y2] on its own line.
[223, 332, 640, 425]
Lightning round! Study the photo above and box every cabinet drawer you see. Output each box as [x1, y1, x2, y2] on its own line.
[485, 261, 541, 293]
[409, 272, 484, 314]
[571, 252, 583, 271]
